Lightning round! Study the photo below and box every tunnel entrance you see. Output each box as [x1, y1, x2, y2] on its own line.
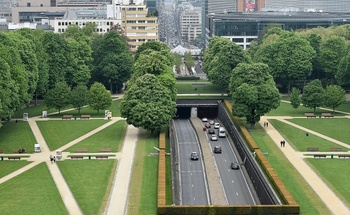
[175, 100, 219, 119]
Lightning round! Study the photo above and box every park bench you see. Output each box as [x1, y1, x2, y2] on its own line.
[75, 148, 88, 153]
[305, 113, 316, 118]
[14, 149, 26, 153]
[0, 149, 3, 154]
[338, 154, 350, 159]
[307, 147, 319, 152]
[330, 148, 343, 152]
[71, 156, 84, 160]
[96, 155, 108, 160]
[314, 154, 327, 159]
[322, 113, 334, 118]
[80, 115, 91, 120]
[8, 156, 21, 161]
[99, 148, 112, 153]
[62, 115, 73, 120]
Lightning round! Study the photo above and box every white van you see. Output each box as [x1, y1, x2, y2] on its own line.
[218, 127, 226, 137]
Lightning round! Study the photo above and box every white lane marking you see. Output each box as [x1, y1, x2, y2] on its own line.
[228, 169, 230, 172]
[194, 197, 196, 201]
[192, 184, 194, 187]
[225, 159, 226, 162]
[236, 192, 239, 196]
[232, 180, 234, 183]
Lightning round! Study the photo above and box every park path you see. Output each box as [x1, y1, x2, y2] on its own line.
[260, 115, 350, 215]
[105, 125, 138, 215]
[0, 93, 140, 215]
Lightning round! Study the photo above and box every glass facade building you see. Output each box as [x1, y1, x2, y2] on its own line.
[206, 12, 350, 49]
[265, 0, 350, 13]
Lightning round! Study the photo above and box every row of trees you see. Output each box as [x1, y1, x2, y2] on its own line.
[0, 25, 133, 127]
[121, 42, 177, 133]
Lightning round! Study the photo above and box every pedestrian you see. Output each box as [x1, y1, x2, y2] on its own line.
[266, 122, 269, 127]
[50, 155, 53, 164]
[263, 122, 266, 127]
[280, 140, 283, 147]
[306, 132, 309, 139]
[282, 140, 286, 147]
[53, 156, 56, 163]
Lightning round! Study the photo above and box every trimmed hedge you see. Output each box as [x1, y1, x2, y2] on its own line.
[176, 76, 200, 81]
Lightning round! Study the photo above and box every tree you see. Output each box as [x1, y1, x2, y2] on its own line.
[70, 85, 89, 114]
[290, 87, 301, 110]
[135, 41, 172, 62]
[45, 82, 71, 114]
[184, 51, 195, 69]
[120, 74, 176, 133]
[324, 85, 346, 112]
[302, 79, 325, 113]
[336, 51, 350, 86]
[229, 63, 280, 128]
[89, 82, 112, 114]
[255, 33, 315, 93]
[172, 53, 182, 72]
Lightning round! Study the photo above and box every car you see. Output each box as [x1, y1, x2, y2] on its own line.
[214, 123, 220, 129]
[208, 128, 215, 134]
[231, 162, 240, 170]
[190, 152, 199, 160]
[213, 145, 222, 153]
[202, 117, 208, 122]
[211, 134, 218, 141]
[209, 120, 215, 125]
[205, 123, 211, 128]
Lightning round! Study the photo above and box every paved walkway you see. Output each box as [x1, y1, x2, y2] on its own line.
[260, 115, 350, 215]
[0, 93, 139, 215]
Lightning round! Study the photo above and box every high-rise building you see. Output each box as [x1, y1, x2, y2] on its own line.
[265, 0, 350, 13]
[179, 4, 201, 43]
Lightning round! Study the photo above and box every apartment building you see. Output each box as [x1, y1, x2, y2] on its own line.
[179, 5, 201, 42]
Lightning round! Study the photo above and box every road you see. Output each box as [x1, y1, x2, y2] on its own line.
[203, 120, 256, 205]
[173, 119, 210, 205]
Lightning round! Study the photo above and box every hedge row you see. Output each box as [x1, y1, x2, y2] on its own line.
[157, 130, 166, 207]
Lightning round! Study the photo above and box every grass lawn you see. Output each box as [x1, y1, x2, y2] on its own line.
[334, 101, 350, 113]
[0, 121, 37, 153]
[267, 101, 346, 117]
[65, 120, 127, 153]
[13, 103, 58, 118]
[269, 119, 348, 152]
[247, 124, 330, 214]
[0, 161, 33, 178]
[306, 159, 350, 208]
[58, 160, 117, 215]
[175, 81, 226, 94]
[176, 95, 230, 100]
[37, 120, 108, 151]
[287, 118, 350, 145]
[0, 163, 68, 215]
[128, 130, 158, 215]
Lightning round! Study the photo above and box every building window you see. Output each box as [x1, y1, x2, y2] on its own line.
[40, 4, 43, 7]
[27, 3, 31, 7]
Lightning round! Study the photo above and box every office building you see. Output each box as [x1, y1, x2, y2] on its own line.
[179, 4, 201, 42]
[265, 0, 350, 13]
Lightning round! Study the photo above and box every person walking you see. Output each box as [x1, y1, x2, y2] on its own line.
[53, 156, 56, 163]
[282, 140, 286, 147]
[280, 140, 283, 147]
[306, 132, 309, 139]
[50, 155, 53, 164]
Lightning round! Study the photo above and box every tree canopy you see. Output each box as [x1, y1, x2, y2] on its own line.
[302, 79, 325, 113]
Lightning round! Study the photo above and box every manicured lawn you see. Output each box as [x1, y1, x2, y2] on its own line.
[13, 103, 58, 118]
[0, 121, 37, 153]
[58, 160, 116, 215]
[269, 119, 348, 152]
[65, 120, 127, 153]
[335, 101, 350, 113]
[128, 130, 158, 215]
[175, 81, 226, 94]
[287, 118, 350, 145]
[267, 101, 345, 117]
[176, 95, 230, 100]
[247, 124, 330, 215]
[0, 163, 68, 215]
[37, 120, 108, 151]
[307, 159, 350, 208]
[0, 161, 33, 178]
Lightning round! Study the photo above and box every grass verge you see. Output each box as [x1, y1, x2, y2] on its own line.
[0, 121, 37, 153]
[287, 118, 350, 145]
[127, 130, 158, 215]
[37, 120, 107, 151]
[247, 124, 330, 214]
[269, 119, 348, 152]
[58, 160, 117, 215]
[0, 163, 68, 214]
[175, 81, 226, 94]
[306, 159, 350, 208]
[0, 161, 33, 178]
[65, 120, 127, 152]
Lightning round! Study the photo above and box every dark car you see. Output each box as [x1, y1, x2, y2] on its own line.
[231, 162, 240, 170]
[213, 146, 222, 153]
[208, 128, 215, 134]
[190, 152, 199, 160]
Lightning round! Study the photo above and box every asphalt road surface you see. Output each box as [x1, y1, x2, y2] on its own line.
[203, 120, 256, 205]
[173, 119, 210, 205]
